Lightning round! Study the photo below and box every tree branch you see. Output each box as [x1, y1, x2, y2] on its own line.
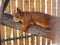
[0, 12, 59, 42]
[0, 13, 51, 36]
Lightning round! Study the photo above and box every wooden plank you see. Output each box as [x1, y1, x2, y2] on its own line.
[0, 29, 1, 45]
[4, 26, 7, 45]
[45, 38, 48, 45]
[19, 31, 23, 45]
[22, 32, 26, 45]
[0, 0, 3, 22]
[30, 0, 34, 11]
[47, 0, 51, 14]
[52, 0, 56, 16]
[42, 38, 45, 45]
[13, 28, 18, 45]
[48, 39, 50, 45]
[10, 28, 14, 45]
[11, 0, 15, 13]
[34, 36, 37, 45]
[31, 35, 34, 45]
[17, 30, 20, 45]
[39, 0, 42, 12]
[0, 35, 1, 45]
[18, 0, 22, 10]
[6, 26, 11, 45]
[10, 0, 16, 13]
[40, 36, 43, 45]
[41, 0, 45, 12]
[36, 36, 40, 45]
[24, 0, 29, 11]
[25, 33, 29, 45]
[0, 25, 5, 45]
[28, 33, 31, 45]
[34, 0, 36, 11]
[36, 0, 40, 11]
[58, 0, 60, 16]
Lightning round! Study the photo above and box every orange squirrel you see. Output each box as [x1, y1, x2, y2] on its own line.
[13, 8, 50, 33]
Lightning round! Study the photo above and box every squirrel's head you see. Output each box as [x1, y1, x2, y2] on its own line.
[13, 8, 23, 22]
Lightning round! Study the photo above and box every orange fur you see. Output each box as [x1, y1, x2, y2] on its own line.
[13, 8, 50, 33]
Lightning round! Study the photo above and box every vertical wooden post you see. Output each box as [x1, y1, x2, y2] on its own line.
[24, 0, 29, 11]
[47, 0, 51, 14]
[36, 0, 40, 12]
[57, 0, 60, 16]
[0, 0, 6, 45]
[0, 0, 3, 21]
[30, 0, 34, 11]
[0, 26, 1, 45]
[0, 34, 1, 45]
[40, 36, 42, 45]
[41, 0, 45, 12]
[0, 25, 5, 45]
[28, 33, 31, 45]
[0, 0, 5, 21]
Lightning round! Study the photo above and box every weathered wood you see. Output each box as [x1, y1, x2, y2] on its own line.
[52, 0, 56, 16]
[24, 0, 29, 11]
[36, 0, 40, 11]
[0, 25, 5, 45]
[47, 0, 51, 14]
[13, 28, 18, 45]
[41, 0, 45, 12]
[30, 0, 34, 11]
[6, 26, 11, 45]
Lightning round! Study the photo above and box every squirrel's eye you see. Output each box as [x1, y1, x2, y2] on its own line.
[16, 16, 19, 18]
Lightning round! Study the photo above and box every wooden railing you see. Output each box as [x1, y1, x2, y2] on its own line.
[0, 25, 52, 45]
[0, 0, 57, 45]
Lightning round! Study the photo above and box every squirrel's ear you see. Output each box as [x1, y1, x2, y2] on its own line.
[17, 7, 21, 13]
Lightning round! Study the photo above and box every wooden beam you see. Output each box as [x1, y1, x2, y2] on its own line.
[0, 32, 1, 45]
